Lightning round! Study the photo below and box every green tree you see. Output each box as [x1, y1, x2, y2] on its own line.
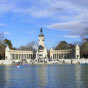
[55, 41, 74, 50]
[4, 39, 13, 49]
[80, 27, 88, 58]
[0, 44, 5, 60]
[55, 41, 68, 50]
[81, 41, 88, 58]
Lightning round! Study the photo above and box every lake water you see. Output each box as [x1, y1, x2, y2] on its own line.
[0, 64, 88, 88]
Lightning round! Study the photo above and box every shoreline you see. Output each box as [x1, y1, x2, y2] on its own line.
[0, 58, 88, 65]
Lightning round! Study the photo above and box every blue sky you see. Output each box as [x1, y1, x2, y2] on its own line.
[0, 0, 88, 48]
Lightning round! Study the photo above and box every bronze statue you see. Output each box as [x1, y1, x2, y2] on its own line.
[40, 28, 43, 34]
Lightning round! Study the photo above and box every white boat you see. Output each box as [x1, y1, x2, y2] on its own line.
[16, 65, 20, 68]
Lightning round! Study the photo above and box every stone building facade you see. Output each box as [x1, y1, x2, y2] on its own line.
[5, 28, 80, 63]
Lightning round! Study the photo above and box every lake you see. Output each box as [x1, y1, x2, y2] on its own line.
[0, 64, 88, 88]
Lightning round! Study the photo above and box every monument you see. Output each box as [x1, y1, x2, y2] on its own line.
[4, 28, 81, 64]
[36, 28, 47, 62]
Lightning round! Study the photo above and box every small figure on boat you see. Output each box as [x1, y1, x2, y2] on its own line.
[16, 62, 20, 68]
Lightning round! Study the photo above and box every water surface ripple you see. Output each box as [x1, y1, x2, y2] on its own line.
[0, 64, 88, 88]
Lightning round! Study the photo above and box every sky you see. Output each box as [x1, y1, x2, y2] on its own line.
[0, 0, 88, 48]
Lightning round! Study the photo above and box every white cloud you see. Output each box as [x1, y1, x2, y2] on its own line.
[3, 32, 10, 35]
[0, 32, 10, 36]
[47, 20, 88, 35]
[0, 0, 86, 17]
[0, 0, 77, 18]
[0, 0, 88, 36]
[56, 34, 80, 38]
[0, 23, 7, 26]
[65, 35, 80, 38]
[0, 0, 84, 18]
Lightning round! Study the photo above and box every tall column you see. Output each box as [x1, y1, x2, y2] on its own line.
[10, 54, 12, 60]
[57, 54, 58, 59]
[63, 54, 64, 59]
[26, 54, 27, 59]
[21, 54, 23, 60]
[14, 54, 15, 60]
[19, 54, 20, 59]
[53, 54, 54, 59]
[58, 54, 59, 59]
[28, 54, 29, 59]
[65, 53, 67, 59]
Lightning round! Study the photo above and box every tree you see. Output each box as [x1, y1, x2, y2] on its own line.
[0, 44, 5, 60]
[19, 41, 38, 52]
[4, 39, 13, 49]
[55, 41, 75, 50]
[81, 41, 88, 58]
[0, 33, 5, 59]
[0, 33, 13, 59]
[55, 41, 67, 50]
[80, 27, 88, 58]
[81, 27, 88, 42]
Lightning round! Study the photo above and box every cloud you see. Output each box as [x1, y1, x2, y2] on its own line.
[0, 0, 86, 17]
[0, 0, 88, 36]
[3, 32, 10, 35]
[56, 34, 80, 38]
[47, 19, 88, 35]
[47, 0, 88, 36]
[0, 23, 7, 26]
[0, 32, 10, 35]
[65, 35, 80, 38]
[0, 0, 76, 18]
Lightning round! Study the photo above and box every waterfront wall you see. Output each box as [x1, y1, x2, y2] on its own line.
[0, 59, 88, 65]
[0, 60, 13, 65]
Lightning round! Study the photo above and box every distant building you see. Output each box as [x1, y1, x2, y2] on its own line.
[5, 28, 80, 63]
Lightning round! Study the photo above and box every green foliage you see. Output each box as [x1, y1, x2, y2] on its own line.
[0, 36, 13, 59]
[81, 41, 88, 58]
[55, 41, 74, 50]
[0, 44, 5, 60]
[4, 39, 13, 49]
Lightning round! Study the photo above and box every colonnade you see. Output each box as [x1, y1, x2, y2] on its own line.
[11, 54, 36, 60]
[51, 53, 72, 59]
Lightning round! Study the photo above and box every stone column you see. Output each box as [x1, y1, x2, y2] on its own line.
[63, 54, 64, 59]
[53, 54, 54, 59]
[14, 54, 15, 60]
[19, 54, 20, 59]
[10, 54, 12, 60]
[57, 54, 58, 59]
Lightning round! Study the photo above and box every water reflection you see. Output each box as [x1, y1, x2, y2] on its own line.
[80, 65, 88, 88]
[47, 65, 78, 88]
[0, 65, 88, 88]
[0, 66, 6, 88]
[35, 65, 48, 88]
[74, 65, 83, 88]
